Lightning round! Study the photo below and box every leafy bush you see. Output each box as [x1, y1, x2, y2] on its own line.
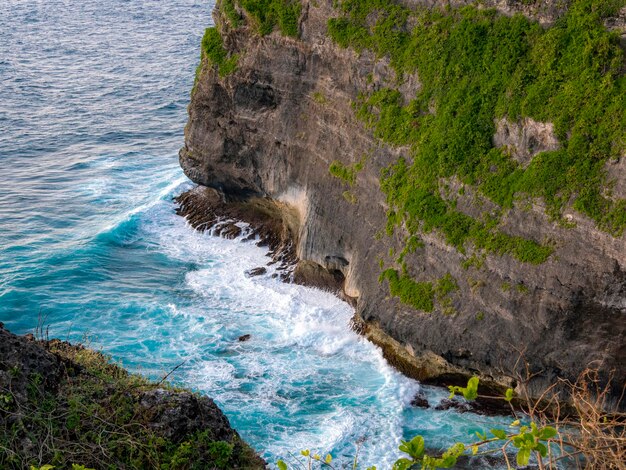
[277, 371, 626, 469]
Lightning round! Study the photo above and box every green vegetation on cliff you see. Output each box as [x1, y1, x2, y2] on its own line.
[221, 0, 243, 28]
[379, 269, 459, 314]
[328, 0, 625, 310]
[239, 0, 301, 37]
[380, 268, 436, 312]
[200, 27, 238, 77]
[329, 157, 366, 186]
[331, 0, 625, 231]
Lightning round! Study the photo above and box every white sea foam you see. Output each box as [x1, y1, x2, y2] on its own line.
[99, 172, 188, 234]
[67, 181, 508, 469]
[127, 195, 429, 467]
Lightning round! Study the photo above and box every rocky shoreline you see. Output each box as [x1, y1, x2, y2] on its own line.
[175, 185, 347, 298]
[174, 185, 523, 416]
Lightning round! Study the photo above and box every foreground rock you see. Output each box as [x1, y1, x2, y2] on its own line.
[0, 324, 266, 469]
[178, 0, 626, 405]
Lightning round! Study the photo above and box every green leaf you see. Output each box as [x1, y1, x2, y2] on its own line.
[423, 444, 464, 469]
[536, 442, 548, 457]
[504, 388, 514, 402]
[399, 435, 425, 459]
[512, 436, 524, 448]
[475, 431, 487, 440]
[392, 458, 413, 470]
[277, 460, 288, 470]
[301, 449, 310, 457]
[490, 428, 507, 440]
[516, 448, 531, 467]
[325, 454, 332, 464]
[440, 443, 465, 466]
[539, 426, 557, 440]
[523, 432, 536, 446]
[463, 377, 479, 401]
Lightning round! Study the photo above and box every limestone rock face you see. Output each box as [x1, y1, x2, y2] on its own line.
[180, 0, 625, 399]
[493, 118, 560, 167]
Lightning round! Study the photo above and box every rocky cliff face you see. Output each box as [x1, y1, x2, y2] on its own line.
[180, 0, 626, 401]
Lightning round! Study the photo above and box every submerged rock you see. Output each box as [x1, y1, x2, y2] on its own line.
[410, 392, 430, 408]
[246, 267, 267, 277]
[435, 398, 473, 413]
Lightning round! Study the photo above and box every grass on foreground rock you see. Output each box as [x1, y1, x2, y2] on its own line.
[0, 325, 264, 470]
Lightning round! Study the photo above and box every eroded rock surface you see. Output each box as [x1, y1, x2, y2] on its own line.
[493, 118, 560, 166]
[179, 0, 626, 402]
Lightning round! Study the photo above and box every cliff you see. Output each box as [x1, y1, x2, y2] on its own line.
[179, 0, 626, 401]
[0, 324, 266, 469]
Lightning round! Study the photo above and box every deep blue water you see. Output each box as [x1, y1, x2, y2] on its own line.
[0, 1, 508, 467]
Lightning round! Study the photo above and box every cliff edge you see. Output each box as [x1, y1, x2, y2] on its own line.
[179, 0, 626, 401]
[0, 324, 266, 469]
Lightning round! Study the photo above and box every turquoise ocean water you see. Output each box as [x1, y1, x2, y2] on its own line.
[0, 1, 508, 466]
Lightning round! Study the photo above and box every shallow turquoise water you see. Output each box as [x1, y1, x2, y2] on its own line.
[0, 1, 509, 467]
